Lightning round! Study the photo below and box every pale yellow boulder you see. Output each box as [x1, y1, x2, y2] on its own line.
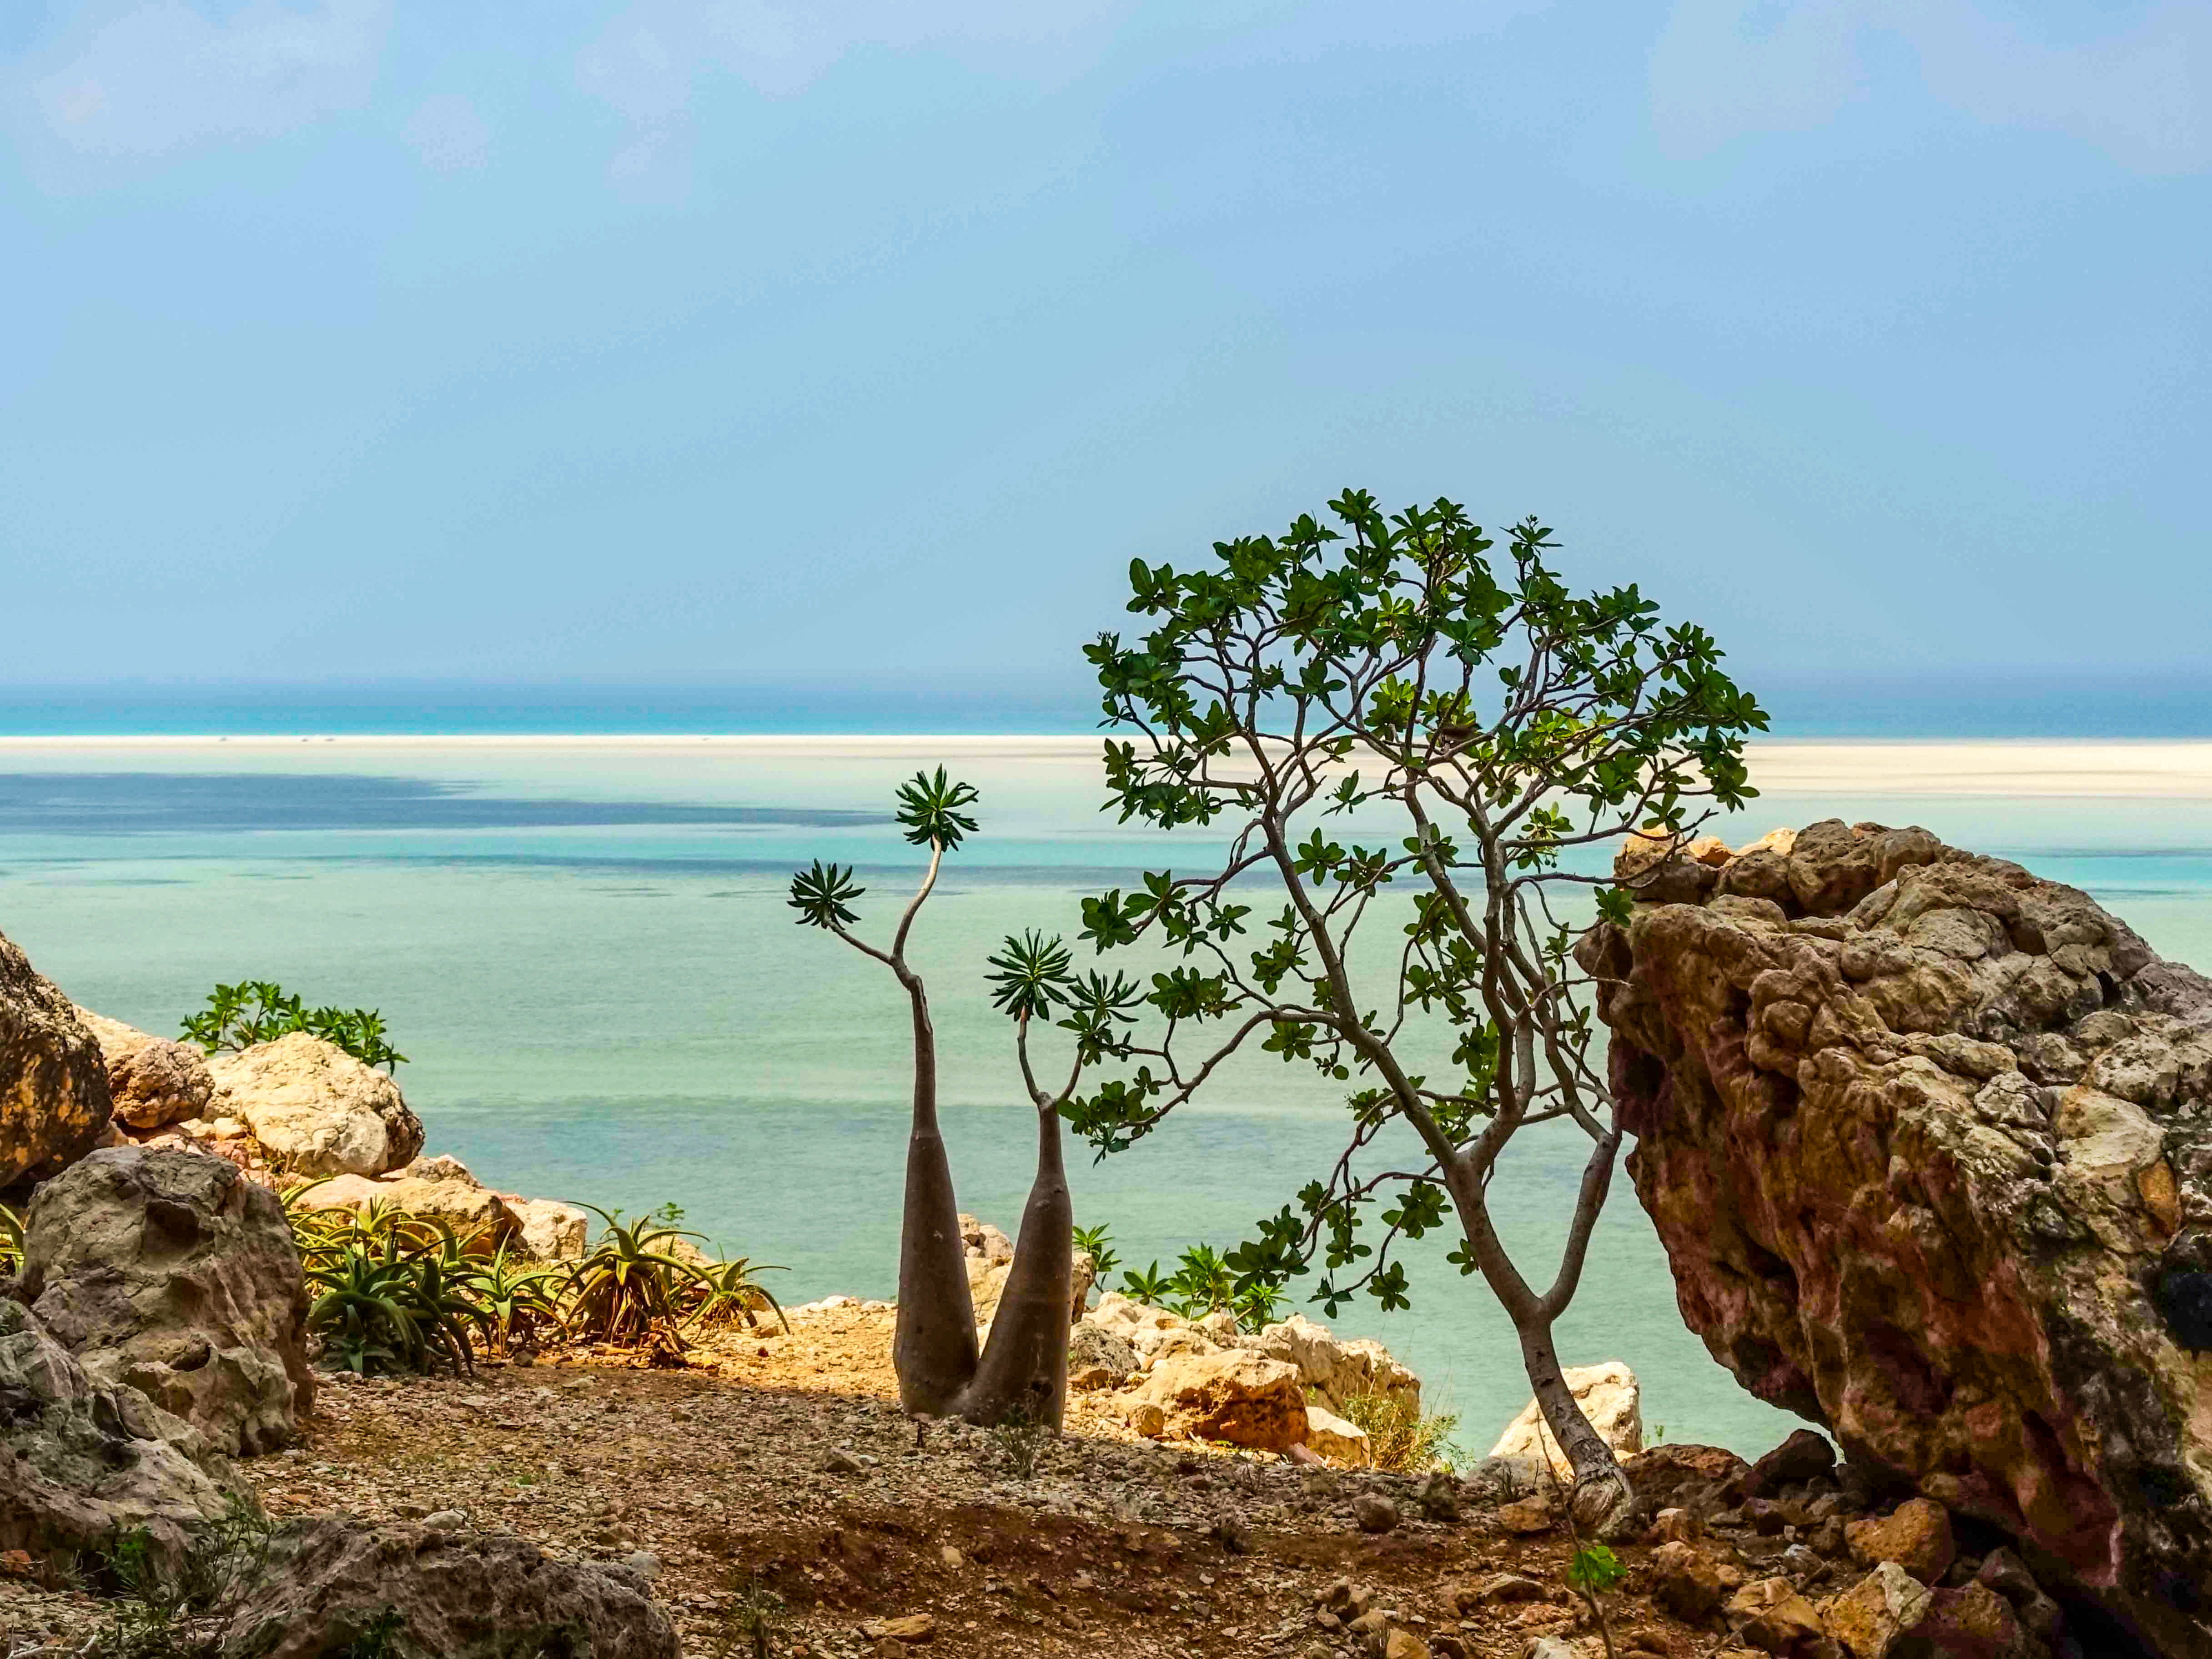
[1488, 1360, 1642, 1477]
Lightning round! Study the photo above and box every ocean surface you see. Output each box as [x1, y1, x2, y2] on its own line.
[4, 721, 2210, 1462]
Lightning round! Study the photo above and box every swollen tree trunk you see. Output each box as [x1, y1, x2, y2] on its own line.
[953, 1102, 1074, 1428]
[891, 974, 980, 1416]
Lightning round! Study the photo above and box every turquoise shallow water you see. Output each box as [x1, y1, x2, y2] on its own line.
[4, 739, 2210, 1460]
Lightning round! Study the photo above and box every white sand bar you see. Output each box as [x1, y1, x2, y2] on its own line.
[2, 734, 2210, 800]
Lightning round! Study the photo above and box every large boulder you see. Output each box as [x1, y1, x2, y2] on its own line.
[71, 1007, 213, 1131]
[1488, 1360, 1643, 1478]
[207, 1033, 422, 1176]
[219, 1518, 679, 1659]
[1128, 1348, 1308, 1451]
[303, 1155, 519, 1251]
[1586, 819, 2212, 1655]
[0, 930, 111, 1184]
[0, 1299, 234, 1573]
[1246, 1312, 1421, 1417]
[22, 1146, 313, 1456]
[505, 1194, 590, 1262]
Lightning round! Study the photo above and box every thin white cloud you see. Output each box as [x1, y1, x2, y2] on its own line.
[574, 0, 1129, 191]
[1652, 0, 2212, 174]
[404, 92, 489, 173]
[5, 0, 393, 178]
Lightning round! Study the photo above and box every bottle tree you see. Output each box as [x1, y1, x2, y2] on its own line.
[789, 772, 1134, 1428]
[1063, 490, 1764, 1524]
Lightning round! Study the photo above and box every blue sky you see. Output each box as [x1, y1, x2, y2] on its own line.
[4, 1, 2207, 687]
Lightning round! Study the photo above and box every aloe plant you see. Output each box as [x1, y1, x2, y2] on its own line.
[563, 1207, 710, 1349]
[687, 1255, 791, 1334]
[462, 1239, 567, 1354]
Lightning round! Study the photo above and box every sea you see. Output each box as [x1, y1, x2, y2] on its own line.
[5, 675, 2210, 1461]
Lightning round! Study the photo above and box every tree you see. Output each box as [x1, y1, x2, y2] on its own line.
[1063, 490, 1764, 1523]
[788, 770, 1133, 1428]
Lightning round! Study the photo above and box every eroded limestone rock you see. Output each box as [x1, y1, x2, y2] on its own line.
[22, 1146, 312, 1457]
[0, 931, 110, 1184]
[1587, 819, 2212, 1655]
[71, 1007, 213, 1132]
[220, 1518, 679, 1659]
[207, 1033, 423, 1176]
[0, 1299, 233, 1573]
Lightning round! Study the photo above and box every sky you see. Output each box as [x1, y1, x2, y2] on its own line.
[3, 1, 2208, 690]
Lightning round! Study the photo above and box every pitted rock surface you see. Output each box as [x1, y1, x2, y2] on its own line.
[0, 929, 111, 1184]
[1586, 819, 2212, 1656]
[71, 1007, 214, 1131]
[23, 1146, 314, 1455]
[207, 1031, 424, 1176]
[220, 1518, 679, 1659]
[0, 1299, 234, 1571]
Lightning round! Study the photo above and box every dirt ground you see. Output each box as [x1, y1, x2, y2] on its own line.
[247, 1305, 1715, 1658]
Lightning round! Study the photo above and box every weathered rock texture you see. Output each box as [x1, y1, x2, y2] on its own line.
[207, 1032, 423, 1176]
[72, 1006, 213, 1131]
[1587, 818, 2212, 1656]
[22, 1146, 314, 1455]
[0, 1299, 233, 1572]
[307, 1154, 520, 1251]
[220, 1518, 679, 1659]
[0, 930, 111, 1185]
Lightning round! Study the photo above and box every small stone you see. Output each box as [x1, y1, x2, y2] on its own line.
[1383, 1630, 1429, 1659]
[421, 1510, 467, 1532]
[1653, 1506, 1700, 1544]
[1351, 1492, 1399, 1533]
[1127, 1402, 1167, 1438]
[939, 1545, 964, 1570]
[860, 1613, 936, 1642]
[622, 1551, 661, 1580]
[1494, 1495, 1555, 1534]
[1650, 1541, 1741, 1622]
[1725, 1576, 1825, 1654]
[1845, 1498, 1955, 1583]
[822, 1448, 865, 1474]
[1820, 1560, 1932, 1658]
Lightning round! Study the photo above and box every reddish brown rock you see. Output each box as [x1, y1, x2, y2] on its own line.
[1586, 820, 2212, 1655]
[0, 931, 111, 1183]
[1845, 1498, 1955, 1584]
[1650, 1540, 1742, 1623]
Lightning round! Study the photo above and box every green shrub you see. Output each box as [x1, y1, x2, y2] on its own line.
[181, 980, 406, 1073]
[93, 1498, 275, 1657]
[1337, 1390, 1459, 1474]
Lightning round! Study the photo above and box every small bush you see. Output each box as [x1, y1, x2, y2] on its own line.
[305, 1225, 492, 1376]
[991, 1412, 1054, 1480]
[687, 1256, 791, 1334]
[1337, 1390, 1459, 1475]
[181, 980, 406, 1073]
[92, 1498, 275, 1657]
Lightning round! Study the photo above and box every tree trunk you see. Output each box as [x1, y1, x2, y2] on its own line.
[891, 977, 979, 1416]
[953, 1102, 1073, 1429]
[1516, 1316, 1635, 1533]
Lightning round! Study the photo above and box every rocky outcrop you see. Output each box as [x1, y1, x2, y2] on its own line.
[0, 930, 110, 1185]
[305, 1154, 519, 1251]
[1587, 818, 2212, 1655]
[1128, 1347, 1308, 1451]
[1488, 1360, 1643, 1478]
[72, 1007, 213, 1131]
[0, 1299, 233, 1573]
[1244, 1312, 1421, 1417]
[506, 1195, 590, 1261]
[964, 1212, 1093, 1326]
[207, 1033, 423, 1176]
[219, 1518, 679, 1659]
[21, 1146, 312, 1455]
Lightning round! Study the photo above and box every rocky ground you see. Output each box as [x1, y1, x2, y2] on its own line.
[4, 1302, 1723, 1659]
